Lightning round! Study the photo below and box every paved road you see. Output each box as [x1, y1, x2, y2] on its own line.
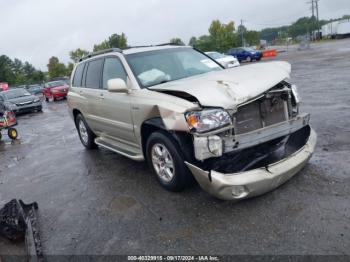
[0, 39, 349, 257]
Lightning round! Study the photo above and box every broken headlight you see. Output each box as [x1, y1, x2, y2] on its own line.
[185, 109, 232, 133]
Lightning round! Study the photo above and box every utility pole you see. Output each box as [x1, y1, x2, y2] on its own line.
[307, 0, 318, 40]
[240, 19, 244, 47]
[315, 0, 320, 39]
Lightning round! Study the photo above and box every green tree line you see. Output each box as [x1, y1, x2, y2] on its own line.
[0, 55, 45, 86]
[2, 14, 349, 86]
[261, 14, 350, 42]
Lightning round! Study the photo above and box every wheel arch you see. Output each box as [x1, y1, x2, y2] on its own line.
[72, 109, 82, 125]
[140, 117, 195, 163]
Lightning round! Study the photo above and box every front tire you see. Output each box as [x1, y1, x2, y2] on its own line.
[75, 114, 97, 149]
[146, 131, 194, 192]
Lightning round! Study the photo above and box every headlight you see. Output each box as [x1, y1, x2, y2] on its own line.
[185, 109, 232, 133]
[34, 98, 40, 103]
[291, 84, 301, 104]
[4, 102, 17, 110]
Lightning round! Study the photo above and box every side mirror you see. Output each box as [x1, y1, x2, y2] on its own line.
[107, 78, 128, 93]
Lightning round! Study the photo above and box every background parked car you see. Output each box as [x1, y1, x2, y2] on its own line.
[205, 51, 240, 68]
[0, 88, 42, 114]
[26, 85, 44, 97]
[43, 81, 69, 102]
[226, 47, 262, 62]
[0, 82, 9, 91]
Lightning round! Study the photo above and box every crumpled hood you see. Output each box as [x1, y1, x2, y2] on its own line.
[149, 61, 291, 109]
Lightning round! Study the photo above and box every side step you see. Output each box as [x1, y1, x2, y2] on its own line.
[95, 137, 144, 161]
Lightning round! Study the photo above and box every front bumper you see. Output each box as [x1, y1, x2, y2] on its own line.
[52, 92, 68, 98]
[186, 126, 317, 200]
[11, 101, 42, 114]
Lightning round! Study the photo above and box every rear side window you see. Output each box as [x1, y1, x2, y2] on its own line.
[85, 59, 103, 89]
[102, 57, 127, 89]
[72, 63, 85, 87]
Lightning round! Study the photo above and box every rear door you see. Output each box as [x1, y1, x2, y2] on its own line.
[79, 58, 104, 132]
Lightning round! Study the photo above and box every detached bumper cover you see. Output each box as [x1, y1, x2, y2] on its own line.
[186, 127, 317, 200]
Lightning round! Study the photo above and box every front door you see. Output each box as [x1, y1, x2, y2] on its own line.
[97, 56, 136, 145]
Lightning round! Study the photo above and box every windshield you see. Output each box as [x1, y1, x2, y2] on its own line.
[3, 88, 31, 99]
[243, 47, 255, 52]
[206, 52, 225, 59]
[45, 81, 65, 88]
[126, 48, 222, 88]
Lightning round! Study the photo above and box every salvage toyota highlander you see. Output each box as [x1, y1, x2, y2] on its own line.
[68, 45, 317, 200]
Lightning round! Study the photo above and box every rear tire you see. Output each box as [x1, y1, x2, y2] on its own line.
[75, 114, 97, 149]
[146, 131, 194, 192]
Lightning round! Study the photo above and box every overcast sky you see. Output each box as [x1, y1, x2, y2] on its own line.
[1, 0, 349, 70]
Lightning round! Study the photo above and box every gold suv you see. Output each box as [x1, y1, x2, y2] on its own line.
[68, 45, 316, 201]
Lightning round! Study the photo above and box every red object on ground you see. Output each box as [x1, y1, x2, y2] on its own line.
[262, 49, 277, 58]
[0, 82, 9, 91]
[0, 111, 17, 128]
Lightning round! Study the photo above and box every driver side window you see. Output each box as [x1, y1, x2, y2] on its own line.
[102, 57, 127, 89]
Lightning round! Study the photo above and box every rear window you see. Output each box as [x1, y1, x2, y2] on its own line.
[72, 63, 85, 87]
[85, 59, 103, 89]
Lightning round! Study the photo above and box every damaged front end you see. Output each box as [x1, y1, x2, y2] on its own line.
[184, 81, 317, 200]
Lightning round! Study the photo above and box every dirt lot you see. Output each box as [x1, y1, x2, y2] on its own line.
[1, 39, 349, 258]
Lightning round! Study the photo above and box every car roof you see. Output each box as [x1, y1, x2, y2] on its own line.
[123, 45, 190, 55]
[76, 45, 191, 66]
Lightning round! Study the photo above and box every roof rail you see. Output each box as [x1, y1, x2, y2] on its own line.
[79, 48, 122, 62]
[124, 43, 183, 50]
[156, 43, 185, 46]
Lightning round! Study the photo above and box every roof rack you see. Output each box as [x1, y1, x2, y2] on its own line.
[124, 43, 185, 50]
[124, 45, 153, 49]
[155, 43, 185, 46]
[79, 48, 122, 62]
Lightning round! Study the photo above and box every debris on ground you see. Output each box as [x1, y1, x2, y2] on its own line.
[0, 199, 44, 261]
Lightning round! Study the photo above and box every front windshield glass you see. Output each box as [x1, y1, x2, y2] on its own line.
[45, 81, 65, 88]
[3, 88, 31, 99]
[206, 52, 225, 59]
[126, 48, 222, 88]
[244, 47, 255, 52]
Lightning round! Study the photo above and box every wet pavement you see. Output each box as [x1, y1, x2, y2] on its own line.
[0, 39, 349, 257]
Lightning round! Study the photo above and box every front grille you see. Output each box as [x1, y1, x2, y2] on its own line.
[16, 101, 33, 106]
[235, 91, 289, 135]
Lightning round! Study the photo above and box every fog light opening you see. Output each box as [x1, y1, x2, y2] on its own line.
[231, 185, 248, 198]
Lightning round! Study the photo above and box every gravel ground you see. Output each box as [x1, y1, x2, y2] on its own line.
[0, 39, 349, 259]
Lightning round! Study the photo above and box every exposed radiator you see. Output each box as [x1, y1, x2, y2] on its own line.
[234, 91, 290, 135]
